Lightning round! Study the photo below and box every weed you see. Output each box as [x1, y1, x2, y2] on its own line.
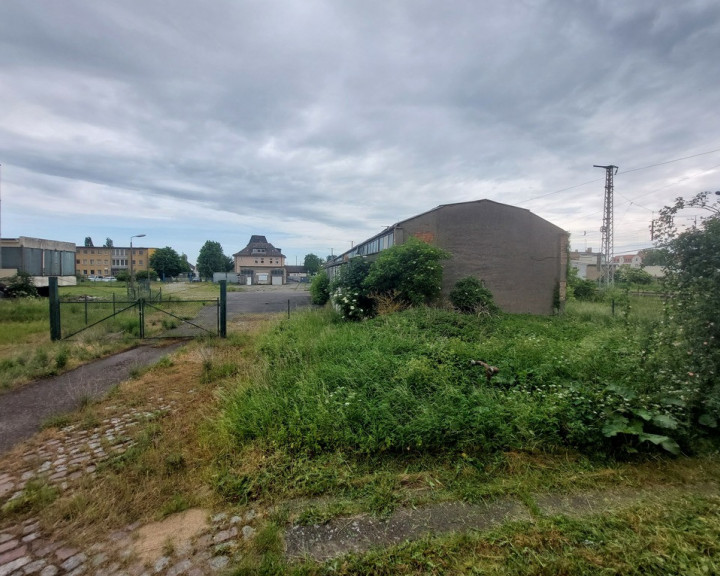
[55, 347, 70, 369]
[1, 479, 59, 516]
[41, 412, 72, 430]
[160, 494, 190, 518]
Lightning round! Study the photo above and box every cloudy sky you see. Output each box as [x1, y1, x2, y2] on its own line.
[2, 0, 719, 265]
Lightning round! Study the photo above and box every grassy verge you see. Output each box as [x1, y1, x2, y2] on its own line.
[0, 282, 223, 391]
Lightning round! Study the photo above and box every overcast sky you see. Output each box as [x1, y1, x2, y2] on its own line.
[2, 0, 719, 265]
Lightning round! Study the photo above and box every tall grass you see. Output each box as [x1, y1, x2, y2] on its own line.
[221, 300, 671, 458]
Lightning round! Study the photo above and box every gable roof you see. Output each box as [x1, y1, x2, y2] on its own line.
[233, 235, 284, 258]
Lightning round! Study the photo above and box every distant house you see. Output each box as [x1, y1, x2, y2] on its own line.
[569, 248, 603, 281]
[233, 235, 287, 285]
[1, 236, 77, 287]
[285, 265, 308, 282]
[612, 254, 643, 268]
[326, 200, 568, 315]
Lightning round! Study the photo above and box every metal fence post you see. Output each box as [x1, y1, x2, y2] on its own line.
[219, 280, 227, 338]
[139, 298, 145, 339]
[49, 277, 61, 341]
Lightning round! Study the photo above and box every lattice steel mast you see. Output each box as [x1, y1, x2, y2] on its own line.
[593, 164, 618, 286]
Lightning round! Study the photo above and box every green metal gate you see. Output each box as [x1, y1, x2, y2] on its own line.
[49, 278, 227, 341]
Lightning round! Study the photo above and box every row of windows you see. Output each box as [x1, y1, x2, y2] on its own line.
[348, 233, 394, 258]
[76, 259, 144, 266]
[254, 259, 281, 264]
[79, 248, 145, 255]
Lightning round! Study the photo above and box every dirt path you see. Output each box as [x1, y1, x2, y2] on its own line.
[0, 341, 184, 456]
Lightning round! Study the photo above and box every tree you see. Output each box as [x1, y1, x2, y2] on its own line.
[638, 248, 669, 267]
[615, 265, 653, 286]
[363, 237, 450, 306]
[84, 237, 94, 247]
[103, 238, 114, 248]
[310, 271, 330, 305]
[653, 190, 720, 431]
[149, 246, 185, 279]
[303, 254, 323, 275]
[196, 241, 233, 279]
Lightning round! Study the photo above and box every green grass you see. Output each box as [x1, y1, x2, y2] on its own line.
[221, 301, 673, 460]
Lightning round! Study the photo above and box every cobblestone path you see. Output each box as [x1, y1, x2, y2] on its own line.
[0, 398, 259, 576]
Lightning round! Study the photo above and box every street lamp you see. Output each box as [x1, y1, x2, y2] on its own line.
[129, 234, 146, 295]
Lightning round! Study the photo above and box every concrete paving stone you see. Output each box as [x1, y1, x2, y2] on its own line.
[229, 516, 242, 525]
[20, 534, 38, 544]
[241, 526, 256, 540]
[212, 527, 237, 544]
[0, 483, 14, 498]
[20, 472, 34, 481]
[210, 513, 227, 524]
[38, 566, 58, 576]
[186, 569, 204, 576]
[89, 552, 106, 566]
[0, 537, 11, 546]
[66, 565, 88, 576]
[0, 541, 19, 555]
[54, 547, 79, 562]
[0, 545, 27, 565]
[0, 555, 30, 576]
[153, 556, 170, 573]
[19, 558, 46, 574]
[60, 552, 86, 572]
[32, 542, 59, 557]
[48, 471, 67, 482]
[21, 523, 38, 535]
[165, 559, 192, 576]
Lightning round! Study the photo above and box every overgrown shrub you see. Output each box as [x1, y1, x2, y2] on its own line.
[363, 238, 449, 307]
[571, 279, 598, 301]
[222, 305, 686, 457]
[2, 272, 38, 298]
[449, 277, 498, 314]
[331, 258, 374, 320]
[309, 271, 330, 305]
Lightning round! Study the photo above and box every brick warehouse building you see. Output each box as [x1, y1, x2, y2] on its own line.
[326, 200, 568, 315]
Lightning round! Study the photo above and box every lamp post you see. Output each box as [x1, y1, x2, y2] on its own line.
[129, 234, 146, 296]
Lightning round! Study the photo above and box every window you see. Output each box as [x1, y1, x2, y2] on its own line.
[90, 259, 94, 265]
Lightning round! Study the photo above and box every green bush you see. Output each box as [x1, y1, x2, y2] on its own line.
[363, 238, 449, 307]
[572, 279, 599, 301]
[2, 271, 38, 298]
[331, 258, 374, 320]
[309, 271, 330, 305]
[449, 277, 498, 314]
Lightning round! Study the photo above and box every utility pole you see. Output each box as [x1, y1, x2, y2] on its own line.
[594, 164, 618, 287]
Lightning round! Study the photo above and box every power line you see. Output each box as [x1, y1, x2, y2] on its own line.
[519, 145, 720, 204]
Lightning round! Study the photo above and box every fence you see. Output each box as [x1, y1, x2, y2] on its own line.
[49, 278, 227, 341]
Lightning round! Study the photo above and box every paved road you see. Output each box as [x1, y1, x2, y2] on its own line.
[226, 284, 312, 315]
[0, 342, 184, 456]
